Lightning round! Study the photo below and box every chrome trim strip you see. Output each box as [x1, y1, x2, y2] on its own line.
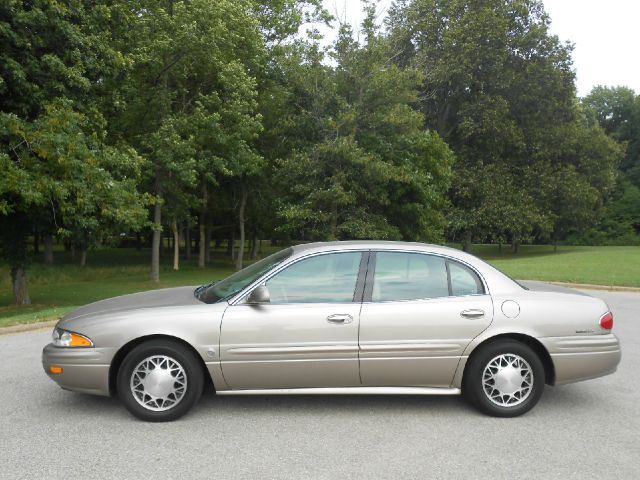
[553, 337, 620, 350]
[227, 345, 358, 355]
[551, 350, 622, 357]
[359, 342, 463, 353]
[217, 386, 462, 396]
[541, 334, 620, 354]
[229, 246, 491, 305]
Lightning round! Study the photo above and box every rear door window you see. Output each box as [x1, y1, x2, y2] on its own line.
[371, 252, 449, 302]
[370, 252, 485, 301]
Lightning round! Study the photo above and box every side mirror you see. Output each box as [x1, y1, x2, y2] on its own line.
[247, 285, 270, 304]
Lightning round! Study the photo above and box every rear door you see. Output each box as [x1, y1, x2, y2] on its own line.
[358, 251, 493, 387]
[219, 251, 367, 390]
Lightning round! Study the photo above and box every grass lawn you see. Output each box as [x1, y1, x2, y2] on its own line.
[0, 246, 244, 328]
[468, 244, 640, 287]
[0, 243, 638, 328]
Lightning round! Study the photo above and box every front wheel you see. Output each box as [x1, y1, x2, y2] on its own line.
[463, 340, 545, 417]
[117, 339, 204, 422]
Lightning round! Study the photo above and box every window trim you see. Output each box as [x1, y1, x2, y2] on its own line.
[231, 250, 370, 306]
[446, 258, 485, 296]
[363, 250, 488, 303]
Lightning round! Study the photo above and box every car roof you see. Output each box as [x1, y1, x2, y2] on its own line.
[290, 240, 462, 256]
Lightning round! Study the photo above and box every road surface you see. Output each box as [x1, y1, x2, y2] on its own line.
[0, 287, 637, 479]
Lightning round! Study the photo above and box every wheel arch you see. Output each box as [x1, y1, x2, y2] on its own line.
[462, 333, 555, 388]
[108, 334, 215, 396]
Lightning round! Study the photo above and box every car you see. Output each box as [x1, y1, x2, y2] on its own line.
[42, 241, 621, 421]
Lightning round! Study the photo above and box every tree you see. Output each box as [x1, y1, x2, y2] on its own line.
[582, 86, 640, 243]
[0, 1, 147, 304]
[273, 6, 453, 241]
[114, 0, 265, 279]
[387, 0, 618, 248]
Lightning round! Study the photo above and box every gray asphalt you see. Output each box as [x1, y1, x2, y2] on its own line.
[1, 288, 638, 480]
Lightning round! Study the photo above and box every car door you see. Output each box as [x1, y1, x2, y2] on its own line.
[358, 251, 493, 387]
[219, 251, 366, 390]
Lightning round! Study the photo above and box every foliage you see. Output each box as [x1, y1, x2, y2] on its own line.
[0, 0, 147, 303]
[387, 0, 621, 248]
[274, 7, 454, 241]
[580, 86, 640, 244]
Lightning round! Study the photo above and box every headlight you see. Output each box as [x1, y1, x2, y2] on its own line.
[52, 328, 93, 347]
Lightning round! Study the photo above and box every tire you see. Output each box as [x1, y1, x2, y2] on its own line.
[463, 340, 545, 417]
[117, 339, 204, 422]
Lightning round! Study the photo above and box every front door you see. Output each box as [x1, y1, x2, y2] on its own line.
[220, 251, 365, 390]
[359, 251, 493, 387]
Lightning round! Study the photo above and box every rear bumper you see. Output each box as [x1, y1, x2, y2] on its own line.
[42, 344, 113, 396]
[540, 334, 621, 385]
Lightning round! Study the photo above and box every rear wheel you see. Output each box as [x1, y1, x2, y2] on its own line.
[463, 340, 545, 417]
[117, 339, 204, 422]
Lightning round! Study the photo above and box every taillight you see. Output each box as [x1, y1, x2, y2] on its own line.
[599, 311, 614, 330]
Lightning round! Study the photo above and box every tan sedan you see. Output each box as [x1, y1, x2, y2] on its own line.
[43, 241, 621, 421]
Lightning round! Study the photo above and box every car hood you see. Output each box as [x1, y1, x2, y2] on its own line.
[57, 286, 202, 328]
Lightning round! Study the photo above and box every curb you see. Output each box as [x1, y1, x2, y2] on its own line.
[546, 281, 640, 293]
[0, 319, 58, 337]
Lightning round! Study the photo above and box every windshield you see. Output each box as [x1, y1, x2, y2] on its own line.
[197, 247, 293, 303]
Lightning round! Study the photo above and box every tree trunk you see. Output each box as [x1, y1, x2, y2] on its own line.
[172, 218, 180, 271]
[462, 232, 472, 253]
[512, 236, 520, 254]
[11, 266, 31, 305]
[185, 227, 191, 260]
[198, 223, 206, 268]
[205, 224, 212, 263]
[236, 186, 248, 271]
[251, 235, 260, 259]
[33, 232, 40, 254]
[330, 200, 338, 240]
[79, 246, 87, 267]
[151, 198, 162, 282]
[230, 231, 236, 260]
[198, 182, 208, 268]
[44, 234, 54, 264]
[70, 243, 76, 261]
[498, 242, 502, 254]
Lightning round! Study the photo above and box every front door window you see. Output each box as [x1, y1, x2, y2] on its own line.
[266, 252, 362, 304]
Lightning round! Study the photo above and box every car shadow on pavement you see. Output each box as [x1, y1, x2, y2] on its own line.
[49, 384, 602, 421]
[197, 393, 471, 415]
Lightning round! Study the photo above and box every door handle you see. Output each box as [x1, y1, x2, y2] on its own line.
[327, 314, 353, 324]
[460, 309, 485, 319]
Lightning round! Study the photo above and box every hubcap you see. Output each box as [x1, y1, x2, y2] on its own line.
[482, 353, 533, 407]
[130, 355, 187, 412]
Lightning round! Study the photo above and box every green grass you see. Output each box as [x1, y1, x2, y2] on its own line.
[468, 244, 640, 287]
[0, 245, 263, 328]
[1, 243, 638, 328]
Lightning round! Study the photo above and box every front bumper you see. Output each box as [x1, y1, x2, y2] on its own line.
[540, 334, 621, 385]
[42, 343, 115, 396]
